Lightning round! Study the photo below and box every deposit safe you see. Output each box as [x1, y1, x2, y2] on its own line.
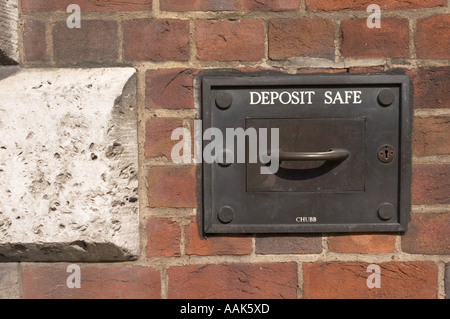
[201, 73, 412, 234]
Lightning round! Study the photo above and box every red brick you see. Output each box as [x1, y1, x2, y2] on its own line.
[303, 262, 437, 299]
[415, 15, 450, 59]
[402, 213, 450, 255]
[52, 20, 118, 65]
[0, 265, 19, 298]
[195, 19, 265, 62]
[22, 0, 152, 12]
[306, 0, 446, 11]
[147, 166, 197, 207]
[412, 164, 450, 205]
[185, 217, 252, 256]
[123, 19, 190, 62]
[145, 118, 184, 160]
[167, 263, 297, 298]
[340, 18, 409, 58]
[146, 218, 181, 257]
[161, 0, 300, 11]
[328, 234, 396, 254]
[406, 67, 450, 109]
[145, 69, 198, 110]
[255, 235, 322, 254]
[412, 117, 450, 156]
[269, 18, 335, 60]
[23, 20, 47, 62]
[22, 266, 160, 299]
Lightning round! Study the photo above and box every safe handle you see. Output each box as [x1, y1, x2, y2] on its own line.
[270, 148, 350, 162]
[280, 148, 349, 161]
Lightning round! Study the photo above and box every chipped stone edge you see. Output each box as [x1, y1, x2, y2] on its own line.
[0, 0, 19, 64]
[0, 68, 140, 262]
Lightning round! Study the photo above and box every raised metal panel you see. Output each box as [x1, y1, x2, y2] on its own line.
[246, 118, 365, 192]
[201, 73, 412, 234]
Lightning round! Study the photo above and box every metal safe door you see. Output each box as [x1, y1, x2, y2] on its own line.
[202, 73, 412, 234]
[246, 118, 365, 193]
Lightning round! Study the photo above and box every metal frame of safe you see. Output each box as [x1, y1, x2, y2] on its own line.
[201, 73, 412, 234]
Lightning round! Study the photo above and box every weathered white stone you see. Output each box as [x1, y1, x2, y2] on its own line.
[0, 68, 139, 261]
[0, 0, 18, 63]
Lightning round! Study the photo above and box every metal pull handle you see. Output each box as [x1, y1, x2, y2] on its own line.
[262, 148, 349, 163]
[279, 148, 349, 161]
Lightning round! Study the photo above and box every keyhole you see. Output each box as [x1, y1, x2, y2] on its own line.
[377, 145, 394, 163]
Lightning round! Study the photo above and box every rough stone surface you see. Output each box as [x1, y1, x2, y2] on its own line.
[0, 68, 139, 261]
[0, 0, 19, 64]
[0, 264, 20, 298]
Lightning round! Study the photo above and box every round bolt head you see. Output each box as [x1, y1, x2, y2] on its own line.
[377, 203, 396, 221]
[378, 89, 395, 107]
[218, 206, 235, 224]
[215, 91, 232, 110]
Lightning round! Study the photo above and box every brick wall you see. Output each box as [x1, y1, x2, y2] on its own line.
[1, 0, 449, 299]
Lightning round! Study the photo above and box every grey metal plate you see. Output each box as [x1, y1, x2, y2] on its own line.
[201, 73, 412, 234]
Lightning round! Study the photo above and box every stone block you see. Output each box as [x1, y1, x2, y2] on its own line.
[0, 0, 19, 64]
[0, 68, 139, 261]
